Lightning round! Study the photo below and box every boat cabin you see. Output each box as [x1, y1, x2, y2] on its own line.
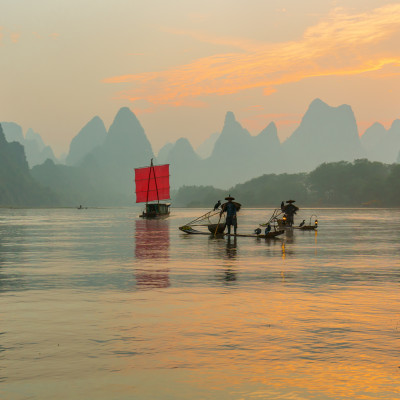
[141, 203, 170, 218]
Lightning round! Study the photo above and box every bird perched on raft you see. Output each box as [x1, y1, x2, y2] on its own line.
[213, 200, 221, 211]
[299, 220, 305, 227]
[254, 228, 262, 235]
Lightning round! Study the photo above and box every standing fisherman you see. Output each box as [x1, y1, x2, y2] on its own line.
[220, 195, 240, 235]
[284, 200, 299, 227]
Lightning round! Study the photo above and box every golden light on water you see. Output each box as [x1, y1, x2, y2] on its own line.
[1, 208, 400, 399]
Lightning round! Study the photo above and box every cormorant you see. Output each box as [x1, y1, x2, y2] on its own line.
[299, 220, 305, 227]
[254, 228, 262, 235]
[213, 200, 221, 211]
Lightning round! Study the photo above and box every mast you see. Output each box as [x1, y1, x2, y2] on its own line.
[146, 159, 153, 205]
[145, 159, 160, 205]
[153, 162, 160, 204]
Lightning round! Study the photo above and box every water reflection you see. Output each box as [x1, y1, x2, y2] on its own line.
[134, 219, 170, 289]
[0, 219, 27, 293]
[1, 208, 400, 400]
[285, 228, 295, 244]
[225, 235, 237, 259]
[212, 236, 239, 283]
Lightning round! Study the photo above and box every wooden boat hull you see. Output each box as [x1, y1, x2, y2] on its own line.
[293, 225, 317, 230]
[207, 223, 226, 234]
[179, 226, 223, 235]
[139, 211, 170, 219]
[179, 226, 284, 238]
[229, 230, 284, 238]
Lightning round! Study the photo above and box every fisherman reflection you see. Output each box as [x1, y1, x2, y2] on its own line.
[220, 236, 237, 282]
[285, 227, 295, 244]
[225, 235, 238, 259]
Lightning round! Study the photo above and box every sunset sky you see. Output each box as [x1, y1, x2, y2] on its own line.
[1, 0, 400, 156]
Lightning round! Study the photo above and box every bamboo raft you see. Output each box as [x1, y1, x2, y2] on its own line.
[179, 225, 284, 239]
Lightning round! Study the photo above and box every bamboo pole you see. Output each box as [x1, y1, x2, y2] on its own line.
[214, 212, 223, 237]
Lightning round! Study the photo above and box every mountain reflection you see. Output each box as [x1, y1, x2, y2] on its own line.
[134, 219, 170, 289]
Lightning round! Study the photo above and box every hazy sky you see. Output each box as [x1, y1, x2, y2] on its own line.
[1, 0, 400, 156]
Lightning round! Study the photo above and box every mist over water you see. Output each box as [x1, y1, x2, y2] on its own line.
[1, 207, 400, 399]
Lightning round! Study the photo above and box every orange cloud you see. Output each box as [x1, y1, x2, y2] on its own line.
[103, 4, 400, 107]
[11, 32, 20, 43]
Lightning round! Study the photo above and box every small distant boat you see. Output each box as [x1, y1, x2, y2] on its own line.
[262, 207, 319, 231]
[293, 216, 318, 230]
[135, 159, 171, 218]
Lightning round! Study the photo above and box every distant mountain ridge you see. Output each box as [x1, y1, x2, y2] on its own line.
[157, 99, 376, 188]
[3, 98, 400, 207]
[0, 121, 57, 167]
[196, 132, 219, 159]
[361, 119, 400, 163]
[0, 124, 58, 206]
[283, 98, 365, 171]
[38, 98, 400, 189]
[77, 107, 154, 203]
[66, 116, 107, 166]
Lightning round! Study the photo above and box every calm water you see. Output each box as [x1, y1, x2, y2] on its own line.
[1, 207, 400, 400]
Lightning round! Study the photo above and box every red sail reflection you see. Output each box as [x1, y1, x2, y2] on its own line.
[135, 219, 170, 289]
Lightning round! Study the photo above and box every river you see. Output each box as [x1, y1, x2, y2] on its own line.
[1, 207, 399, 399]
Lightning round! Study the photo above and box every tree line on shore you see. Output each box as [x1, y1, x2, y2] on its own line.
[173, 159, 400, 208]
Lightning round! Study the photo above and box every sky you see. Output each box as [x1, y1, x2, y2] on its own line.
[1, 0, 400, 156]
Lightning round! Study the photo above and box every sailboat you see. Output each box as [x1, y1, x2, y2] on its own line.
[135, 159, 171, 218]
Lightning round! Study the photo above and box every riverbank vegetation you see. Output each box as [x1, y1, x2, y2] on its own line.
[174, 159, 400, 208]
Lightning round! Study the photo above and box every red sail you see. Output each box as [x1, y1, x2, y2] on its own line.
[135, 164, 170, 203]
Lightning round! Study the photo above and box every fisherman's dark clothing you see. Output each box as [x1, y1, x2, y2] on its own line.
[284, 203, 298, 226]
[223, 201, 237, 232]
[226, 215, 237, 228]
[224, 202, 237, 217]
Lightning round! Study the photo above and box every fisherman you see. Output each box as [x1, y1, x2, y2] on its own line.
[284, 200, 299, 227]
[280, 201, 285, 211]
[213, 200, 221, 211]
[220, 195, 239, 235]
